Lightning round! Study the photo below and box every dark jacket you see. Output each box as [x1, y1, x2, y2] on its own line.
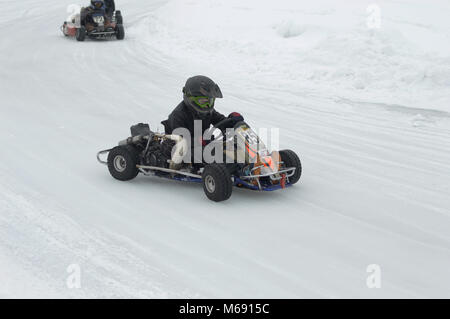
[81, 6, 106, 26]
[162, 101, 225, 140]
[104, 0, 115, 15]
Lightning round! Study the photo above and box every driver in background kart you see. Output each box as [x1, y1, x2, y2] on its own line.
[81, 0, 107, 30]
[104, 0, 115, 18]
[161, 75, 244, 168]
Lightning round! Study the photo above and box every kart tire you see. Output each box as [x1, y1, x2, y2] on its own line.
[115, 11, 123, 25]
[279, 149, 302, 185]
[202, 164, 232, 202]
[116, 24, 125, 40]
[107, 145, 139, 181]
[76, 26, 86, 42]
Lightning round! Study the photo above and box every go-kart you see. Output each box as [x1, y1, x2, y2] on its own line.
[61, 9, 124, 41]
[97, 119, 302, 202]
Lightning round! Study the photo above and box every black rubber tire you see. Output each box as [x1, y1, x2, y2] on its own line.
[107, 145, 139, 181]
[116, 24, 125, 40]
[76, 26, 86, 42]
[202, 164, 233, 202]
[279, 149, 302, 185]
[115, 11, 123, 25]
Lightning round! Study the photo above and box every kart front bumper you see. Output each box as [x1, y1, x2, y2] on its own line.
[88, 29, 117, 38]
[234, 177, 293, 191]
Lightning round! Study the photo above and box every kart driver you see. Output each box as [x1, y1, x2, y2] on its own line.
[161, 75, 244, 169]
[81, 0, 106, 28]
[104, 0, 116, 18]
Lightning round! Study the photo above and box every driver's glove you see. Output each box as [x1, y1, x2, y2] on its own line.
[228, 112, 244, 125]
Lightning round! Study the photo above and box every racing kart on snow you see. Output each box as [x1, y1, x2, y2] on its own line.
[97, 119, 302, 202]
[61, 8, 124, 41]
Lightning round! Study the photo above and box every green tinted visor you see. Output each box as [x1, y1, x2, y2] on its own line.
[189, 96, 215, 109]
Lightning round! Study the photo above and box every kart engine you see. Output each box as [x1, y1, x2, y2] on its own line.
[145, 139, 175, 169]
[129, 123, 176, 169]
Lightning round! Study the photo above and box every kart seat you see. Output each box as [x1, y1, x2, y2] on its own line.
[161, 120, 170, 134]
[130, 123, 151, 137]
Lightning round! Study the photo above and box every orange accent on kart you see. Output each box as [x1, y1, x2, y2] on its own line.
[67, 26, 77, 36]
[245, 144, 257, 159]
[261, 156, 276, 171]
[280, 174, 286, 189]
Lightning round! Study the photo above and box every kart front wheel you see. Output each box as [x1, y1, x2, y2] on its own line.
[76, 26, 86, 41]
[202, 164, 232, 202]
[107, 146, 139, 181]
[116, 24, 125, 40]
[279, 149, 302, 185]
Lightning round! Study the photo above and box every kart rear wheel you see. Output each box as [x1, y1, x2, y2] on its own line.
[116, 24, 125, 40]
[279, 149, 302, 185]
[76, 26, 86, 42]
[107, 145, 139, 181]
[202, 164, 232, 202]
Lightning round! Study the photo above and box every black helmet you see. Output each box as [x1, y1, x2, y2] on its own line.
[91, 0, 104, 9]
[183, 75, 223, 117]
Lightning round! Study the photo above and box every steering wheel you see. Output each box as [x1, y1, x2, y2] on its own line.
[203, 118, 231, 142]
[205, 118, 246, 143]
[212, 117, 236, 132]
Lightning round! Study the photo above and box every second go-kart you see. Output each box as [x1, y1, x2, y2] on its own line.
[61, 8, 124, 41]
[97, 119, 302, 202]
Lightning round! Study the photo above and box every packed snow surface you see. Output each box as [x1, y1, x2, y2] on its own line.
[0, 0, 449, 298]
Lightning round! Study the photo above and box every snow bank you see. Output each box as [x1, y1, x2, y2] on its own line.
[141, 0, 450, 111]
